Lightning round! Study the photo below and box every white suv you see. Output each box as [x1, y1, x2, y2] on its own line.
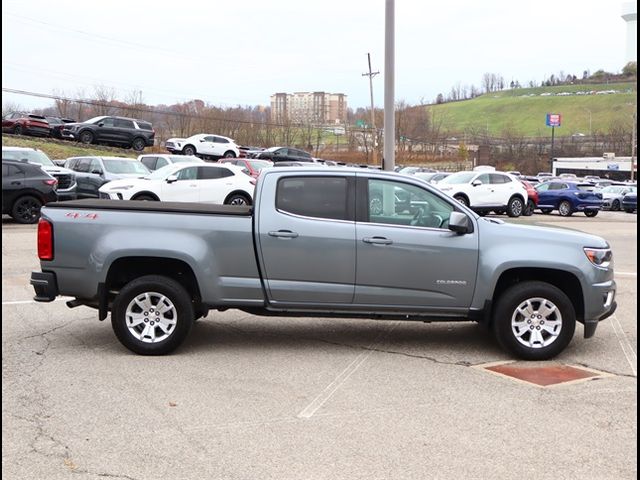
[137, 154, 204, 171]
[438, 171, 528, 217]
[164, 134, 240, 160]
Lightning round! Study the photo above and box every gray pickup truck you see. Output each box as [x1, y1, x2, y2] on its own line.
[30, 167, 617, 360]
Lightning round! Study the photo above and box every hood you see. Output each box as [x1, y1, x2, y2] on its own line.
[101, 177, 147, 190]
[110, 172, 148, 180]
[478, 217, 609, 249]
[41, 165, 74, 175]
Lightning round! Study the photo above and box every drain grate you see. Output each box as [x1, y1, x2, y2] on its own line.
[480, 362, 610, 387]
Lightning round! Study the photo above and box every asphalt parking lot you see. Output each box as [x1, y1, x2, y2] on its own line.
[2, 211, 637, 480]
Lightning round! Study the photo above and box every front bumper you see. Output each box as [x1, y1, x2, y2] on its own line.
[30, 271, 59, 302]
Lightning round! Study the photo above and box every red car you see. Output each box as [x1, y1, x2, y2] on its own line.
[219, 158, 273, 179]
[521, 180, 538, 216]
[2, 112, 50, 137]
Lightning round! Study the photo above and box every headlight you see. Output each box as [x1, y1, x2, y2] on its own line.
[584, 247, 612, 268]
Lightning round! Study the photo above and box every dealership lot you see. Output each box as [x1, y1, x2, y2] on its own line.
[2, 211, 636, 479]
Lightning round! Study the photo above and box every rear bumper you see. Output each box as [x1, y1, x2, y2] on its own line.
[30, 271, 59, 302]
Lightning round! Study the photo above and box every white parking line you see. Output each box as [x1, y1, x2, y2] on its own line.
[610, 315, 637, 377]
[297, 322, 398, 419]
[617, 272, 637, 277]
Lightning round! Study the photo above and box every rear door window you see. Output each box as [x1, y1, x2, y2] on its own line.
[276, 176, 352, 221]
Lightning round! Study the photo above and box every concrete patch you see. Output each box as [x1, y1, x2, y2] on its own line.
[476, 361, 614, 387]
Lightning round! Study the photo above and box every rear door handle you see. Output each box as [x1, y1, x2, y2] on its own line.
[363, 236, 393, 245]
[268, 230, 299, 239]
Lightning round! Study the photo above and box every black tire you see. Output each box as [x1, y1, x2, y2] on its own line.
[132, 194, 157, 201]
[507, 196, 524, 217]
[131, 137, 146, 152]
[540, 208, 553, 214]
[453, 194, 469, 207]
[182, 145, 196, 156]
[522, 199, 535, 216]
[79, 130, 94, 145]
[223, 151, 236, 158]
[11, 196, 42, 224]
[611, 199, 620, 211]
[584, 210, 598, 217]
[13, 125, 23, 135]
[492, 281, 576, 360]
[111, 275, 194, 355]
[224, 193, 252, 206]
[624, 208, 635, 213]
[558, 200, 573, 217]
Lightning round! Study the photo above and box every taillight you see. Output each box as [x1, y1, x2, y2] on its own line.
[43, 179, 57, 186]
[37, 219, 54, 260]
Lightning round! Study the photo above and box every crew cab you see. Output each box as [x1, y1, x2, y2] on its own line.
[31, 168, 616, 360]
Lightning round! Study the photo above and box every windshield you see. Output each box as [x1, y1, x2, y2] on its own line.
[602, 186, 627, 194]
[248, 160, 272, 171]
[45, 117, 62, 125]
[103, 159, 150, 174]
[147, 164, 182, 180]
[168, 155, 203, 163]
[2, 149, 55, 166]
[439, 172, 476, 184]
[83, 116, 108, 124]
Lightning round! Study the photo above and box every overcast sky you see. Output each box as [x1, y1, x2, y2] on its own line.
[1, 0, 634, 112]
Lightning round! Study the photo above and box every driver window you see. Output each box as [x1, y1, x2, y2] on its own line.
[177, 167, 198, 180]
[367, 179, 454, 229]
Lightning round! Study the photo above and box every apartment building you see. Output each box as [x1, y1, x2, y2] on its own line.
[270, 92, 347, 124]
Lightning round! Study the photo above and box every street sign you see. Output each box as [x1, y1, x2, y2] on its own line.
[356, 120, 366, 128]
[546, 113, 562, 127]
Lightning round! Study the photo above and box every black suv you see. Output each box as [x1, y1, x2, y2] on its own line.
[2, 159, 58, 223]
[253, 147, 314, 163]
[61, 116, 155, 151]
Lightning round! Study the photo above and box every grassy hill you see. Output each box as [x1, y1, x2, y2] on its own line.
[428, 82, 637, 137]
[1, 134, 143, 161]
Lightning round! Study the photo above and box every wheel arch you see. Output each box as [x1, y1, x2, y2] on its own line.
[224, 190, 253, 205]
[131, 191, 160, 201]
[491, 267, 584, 324]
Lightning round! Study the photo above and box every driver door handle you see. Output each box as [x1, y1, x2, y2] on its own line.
[363, 236, 393, 245]
[268, 230, 299, 239]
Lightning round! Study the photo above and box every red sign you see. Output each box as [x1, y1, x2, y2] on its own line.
[546, 113, 561, 127]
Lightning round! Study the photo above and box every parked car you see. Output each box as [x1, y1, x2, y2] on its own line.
[219, 158, 273, 179]
[45, 116, 76, 139]
[437, 171, 528, 217]
[2, 146, 77, 200]
[2, 113, 50, 137]
[535, 181, 602, 217]
[137, 154, 204, 171]
[165, 134, 239, 159]
[600, 185, 637, 211]
[2, 159, 58, 223]
[99, 162, 255, 205]
[537, 172, 554, 179]
[239, 146, 265, 158]
[622, 191, 637, 213]
[521, 180, 538, 216]
[254, 147, 314, 163]
[61, 116, 155, 151]
[64, 156, 151, 199]
[399, 166, 437, 175]
[413, 172, 451, 185]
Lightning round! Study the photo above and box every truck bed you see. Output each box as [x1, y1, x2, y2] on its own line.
[46, 199, 253, 216]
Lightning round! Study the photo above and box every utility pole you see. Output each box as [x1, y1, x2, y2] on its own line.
[383, 0, 395, 171]
[362, 53, 379, 166]
[631, 101, 637, 182]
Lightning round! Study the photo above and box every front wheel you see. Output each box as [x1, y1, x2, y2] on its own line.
[611, 199, 620, 211]
[540, 208, 553, 214]
[182, 145, 196, 156]
[492, 281, 576, 360]
[132, 195, 157, 201]
[79, 130, 94, 145]
[584, 210, 598, 218]
[13, 124, 23, 135]
[111, 275, 194, 355]
[131, 137, 146, 152]
[507, 196, 524, 217]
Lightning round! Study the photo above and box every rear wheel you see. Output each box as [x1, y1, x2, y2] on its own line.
[111, 275, 194, 355]
[540, 208, 553, 214]
[492, 281, 576, 360]
[558, 200, 573, 217]
[224, 193, 251, 206]
[611, 199, 620, 211]
[131, 137, 146, 152]
[11, 196, 42, 224]
[453, 195, 469, 207]
[223, 151, 236, 158]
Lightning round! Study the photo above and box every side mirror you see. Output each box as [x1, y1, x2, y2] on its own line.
[199, 139, 205, 142]
[91, 169, 103, 175]
[166, 174, 178, 183]
[98, 123, 104, 127]
[448, 211, 472, 234]
[471, 179, 482, 187]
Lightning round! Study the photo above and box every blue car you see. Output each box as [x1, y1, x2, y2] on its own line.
[535, 181, 602, 217]
[622, 191, 637, 213]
